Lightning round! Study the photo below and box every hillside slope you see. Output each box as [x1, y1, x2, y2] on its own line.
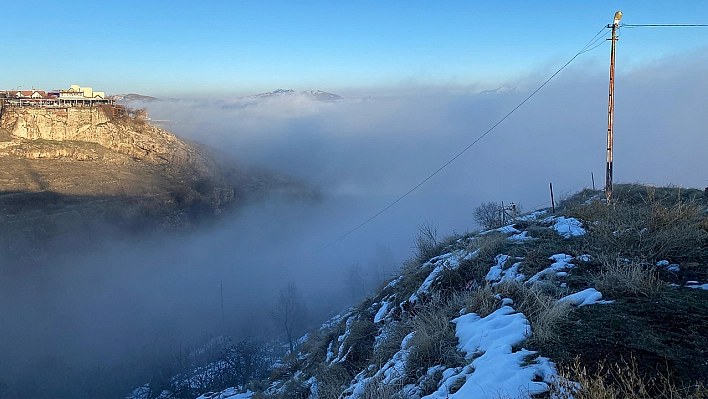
[192, 185, 708, 399]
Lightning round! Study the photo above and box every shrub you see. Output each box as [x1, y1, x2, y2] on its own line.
[474, 201, 503, 229]
[414, 222, 441, 262]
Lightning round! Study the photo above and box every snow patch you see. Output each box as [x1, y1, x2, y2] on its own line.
[480, 225, 521, 235]
[657, 260, 680, 272]
[686, 282, 708, 290]
[550, 217, 586, 238]
[422, 306, 555, 398]
[195, 389, 253, 399]
[527, 254, 575, 284]
[508, 231, 535, 242]
[486, 254, 524, 286]
[515, 210, 548, 222]
[374, 301, 391, 324]
[411, 250, 469, 302]
[559, 288, 614, 307]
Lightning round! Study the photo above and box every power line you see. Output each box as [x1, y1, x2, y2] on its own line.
[307, 25, 610, 255]
[621, 23, 708, 27]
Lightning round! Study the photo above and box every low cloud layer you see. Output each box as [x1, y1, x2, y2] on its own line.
[2, 49, 707, 397]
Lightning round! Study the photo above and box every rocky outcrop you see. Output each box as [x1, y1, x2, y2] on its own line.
[0, 106, 214, 174]
[0, 105, 316, 261]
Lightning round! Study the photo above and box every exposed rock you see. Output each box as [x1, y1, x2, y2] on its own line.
[0, 104, 315, 261]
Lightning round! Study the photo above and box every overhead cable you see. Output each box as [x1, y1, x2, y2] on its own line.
[307, 26, 611, 254]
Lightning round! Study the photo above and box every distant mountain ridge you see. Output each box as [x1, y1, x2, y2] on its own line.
[110, 90, 343, 103]
[248, 89, 343, 101]
[110, 93, 160, 102]
[479, 86, 526, 95]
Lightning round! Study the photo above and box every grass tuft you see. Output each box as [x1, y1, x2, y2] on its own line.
[594, 260, 665, 297]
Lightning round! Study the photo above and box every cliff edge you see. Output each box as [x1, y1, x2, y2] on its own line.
[0, 104, 313, 261]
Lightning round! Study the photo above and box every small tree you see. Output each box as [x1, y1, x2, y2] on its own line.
[272, 282, 308, 353]
[474, 202, 503, 229]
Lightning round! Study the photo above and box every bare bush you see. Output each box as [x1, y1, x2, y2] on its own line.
[415, 222, 440, 261]
[474, 201, 503, 229]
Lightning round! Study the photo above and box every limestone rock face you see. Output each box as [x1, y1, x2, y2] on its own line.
[0, 105, 315, 261]
[0, 106, 213, 174]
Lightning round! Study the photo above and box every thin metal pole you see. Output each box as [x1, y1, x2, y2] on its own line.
[550, 183, 555, 214]
[606, 19, 618, 203]
[591, 172, 596, 190]
[501, 201, 505, 225]
[220, 281, 225, 326]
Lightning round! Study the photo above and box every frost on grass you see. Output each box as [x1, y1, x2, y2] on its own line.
[558, 288, 614, 307]
[421, 305, 555, 399]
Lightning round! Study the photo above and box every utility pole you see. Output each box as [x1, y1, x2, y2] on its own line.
[605, 11, 622, 203]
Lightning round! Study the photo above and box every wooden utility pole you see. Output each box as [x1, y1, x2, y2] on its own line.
[605, 11, 622, 203]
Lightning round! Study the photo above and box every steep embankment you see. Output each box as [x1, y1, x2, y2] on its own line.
[182, 185, 708, 399]
[0, 105, 313, 261]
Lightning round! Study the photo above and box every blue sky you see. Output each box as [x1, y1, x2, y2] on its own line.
[2, 1, 707, 96]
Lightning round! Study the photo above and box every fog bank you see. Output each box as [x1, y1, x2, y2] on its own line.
[2, 49, 707, 397]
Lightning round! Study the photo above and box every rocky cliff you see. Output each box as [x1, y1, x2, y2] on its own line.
[0, 104, 313, 262]
[0, 105, 213, 172]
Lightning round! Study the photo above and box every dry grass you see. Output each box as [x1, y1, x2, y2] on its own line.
[371, 321, 414, 371]
[465, 285, 502, 317]
[358, 374, 407, 399]
[567, 186, 708, 263]
[310, 363, 351, 399]
[339, 315, 377, 370]
[552, 357, 708, 399]
[405, 294, 466, 378]
[468, 232, 509, 260]
[495, 281, 572, 345]
[594, 260, 665, 297]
